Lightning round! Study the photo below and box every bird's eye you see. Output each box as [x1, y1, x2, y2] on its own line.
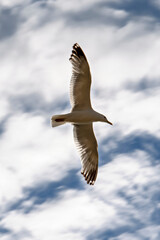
[103, 116, 106, 119]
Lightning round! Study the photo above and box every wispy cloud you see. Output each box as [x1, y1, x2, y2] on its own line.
[1, 0, 160, 239]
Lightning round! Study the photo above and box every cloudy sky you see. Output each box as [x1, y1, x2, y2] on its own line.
[1, 0, 160, 239]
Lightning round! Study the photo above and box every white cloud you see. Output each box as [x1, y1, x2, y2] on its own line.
[110, 225, 160, 240]
[92, 22, 160, 90]
[0, 0, 30, 7]
[0, 97, 9, 121]
[152, 0, 160, 8]
[0, 0, 160, 239]
[0, 113, 78, 207]
[1, 151, 160, 239]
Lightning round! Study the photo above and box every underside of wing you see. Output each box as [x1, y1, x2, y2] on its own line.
[69, 43, 92, 111]
[73, 123, 98, 185]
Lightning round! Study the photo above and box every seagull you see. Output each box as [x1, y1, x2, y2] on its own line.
[51, 43, 112, 185]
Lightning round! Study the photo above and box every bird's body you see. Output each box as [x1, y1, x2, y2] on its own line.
[52, 109, 109, 124]
[51, 43, 112, 185]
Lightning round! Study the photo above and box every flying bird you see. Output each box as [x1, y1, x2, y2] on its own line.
[51, 43, 112, 185]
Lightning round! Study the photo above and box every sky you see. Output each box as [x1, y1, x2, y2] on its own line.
[0, 0, 160, 239]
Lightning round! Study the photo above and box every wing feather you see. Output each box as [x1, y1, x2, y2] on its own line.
[73, 124, 98, 185]
[69, 43, 92, 111]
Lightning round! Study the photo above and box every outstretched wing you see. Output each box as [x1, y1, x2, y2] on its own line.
[73, 124, 98, 185]
[69, 43, 92, 111]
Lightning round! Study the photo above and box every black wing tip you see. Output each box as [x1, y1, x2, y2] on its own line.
[69, 43, 86, 60]
[81, 169, 97, 186]
[73, 43, 80, 49]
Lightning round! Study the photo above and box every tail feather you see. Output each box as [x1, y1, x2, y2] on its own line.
[51, 115, 66, 127]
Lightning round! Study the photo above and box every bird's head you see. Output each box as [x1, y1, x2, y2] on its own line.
[102, 115, 113, 125]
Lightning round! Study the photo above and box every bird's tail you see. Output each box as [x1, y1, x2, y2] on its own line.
[51, 115, 66, 127]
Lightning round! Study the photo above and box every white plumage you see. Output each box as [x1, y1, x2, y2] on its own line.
[51, 43, 112, 185]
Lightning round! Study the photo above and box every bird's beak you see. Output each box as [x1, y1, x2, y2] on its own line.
[107, 120, 113, 125]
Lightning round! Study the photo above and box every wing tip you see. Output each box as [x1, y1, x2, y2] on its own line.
[69, 43, 86, 61]
[81, 168, 97, 186]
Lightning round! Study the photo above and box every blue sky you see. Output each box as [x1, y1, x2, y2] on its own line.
[0, 0, 160, 239]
